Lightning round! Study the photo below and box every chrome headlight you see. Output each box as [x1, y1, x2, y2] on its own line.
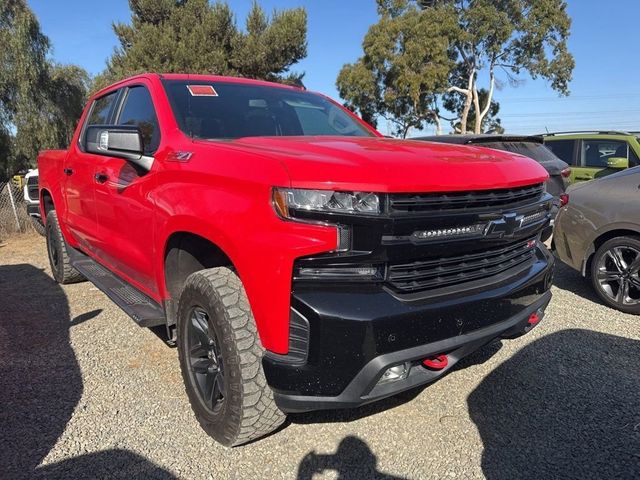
[272, 188, 381, 219]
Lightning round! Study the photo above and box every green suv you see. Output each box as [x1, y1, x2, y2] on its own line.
[543, 131, 640, 183]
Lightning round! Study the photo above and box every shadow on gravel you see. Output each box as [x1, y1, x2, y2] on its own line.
[551, 260, 601, 304]
[289, 386, 426, 426]
[468, 329, 640, 480]
[0, 264, 175, 479]
[296, 436, 407, 480]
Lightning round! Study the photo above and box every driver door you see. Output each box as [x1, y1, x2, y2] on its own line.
[92, 84, 161, 297]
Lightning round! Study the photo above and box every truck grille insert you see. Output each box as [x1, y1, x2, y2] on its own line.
[387, 237, 536, 294]
[27, 175, 39, 200]
[389, 183, 544, 213]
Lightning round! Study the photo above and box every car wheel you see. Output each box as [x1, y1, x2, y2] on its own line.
[30, 216, 45, 236]
[590, 236, 640, 314]
[45, 211, 85, 284]
[177, 267, 286, 446]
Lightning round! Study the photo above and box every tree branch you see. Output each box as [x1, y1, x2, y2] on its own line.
[447, 86, 469, 95]
[478, 66, 496, 129]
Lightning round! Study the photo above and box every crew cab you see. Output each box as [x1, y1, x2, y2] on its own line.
[38, 73, 554, 447]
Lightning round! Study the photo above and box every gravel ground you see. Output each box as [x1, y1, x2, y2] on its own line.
[1, 234, 638, 480]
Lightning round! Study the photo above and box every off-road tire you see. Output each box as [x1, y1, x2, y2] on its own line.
[590, 236, 640, 315]
[30, 216, 46, 236]
[45, 211, 85, 284]
[177, 268, 286, 446]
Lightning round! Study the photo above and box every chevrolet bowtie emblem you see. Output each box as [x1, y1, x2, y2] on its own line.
[484, 212, 524, 238]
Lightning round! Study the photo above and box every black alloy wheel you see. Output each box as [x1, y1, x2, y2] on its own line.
[176, 268, 285, 446]
[186, 307, 226, 413]
[591, 236, 640, 314]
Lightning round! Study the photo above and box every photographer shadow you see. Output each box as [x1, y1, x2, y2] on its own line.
[297, 436, 407, 480]
[0, 264, 175, 479]
[468, 328, 640, 480]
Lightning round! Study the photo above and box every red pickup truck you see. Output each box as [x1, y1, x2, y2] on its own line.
[38, 73, 554, 446]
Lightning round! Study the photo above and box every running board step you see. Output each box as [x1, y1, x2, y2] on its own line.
[70, 250, 166, 327]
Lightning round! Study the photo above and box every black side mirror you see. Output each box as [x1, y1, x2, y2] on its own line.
[85, 125, 154, 171]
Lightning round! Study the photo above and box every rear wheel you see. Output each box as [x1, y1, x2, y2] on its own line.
[30, 216, 45, 236]
[45, 211, 85, 284]
[590, 236, 640, 314]
[177, 268, 286, 446]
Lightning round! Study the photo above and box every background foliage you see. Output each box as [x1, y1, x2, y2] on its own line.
[95, 0, 307, 90]
[338, 0, 574, 137]
[0, 0, 89, 180]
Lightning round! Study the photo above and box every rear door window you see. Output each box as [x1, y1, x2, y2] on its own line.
[80, 90, 119, 150]
[581, 139, 627, 167]
[545, 139, 576, 165]
[87, 91, 119, 125]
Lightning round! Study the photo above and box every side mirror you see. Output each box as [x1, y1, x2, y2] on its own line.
[85, 125, 154, 171]
[606, 156, 629, 169]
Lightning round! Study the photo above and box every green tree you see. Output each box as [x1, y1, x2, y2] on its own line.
[337, 2, 456, 137]
[339, 0, 574, 136]
[443, 88, 504, 133]
[96, 0, 307, 90]
[426, 0, 574, 133]
[12, 64, 90, 168]
[0, 0, 89, 179]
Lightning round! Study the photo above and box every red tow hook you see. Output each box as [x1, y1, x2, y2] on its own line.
[528, 312, 541, 326]
[422, 354, 449, 370]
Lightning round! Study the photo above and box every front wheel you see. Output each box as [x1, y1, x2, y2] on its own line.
[177, 268, 286, 446]
[590, 236, 640, 314]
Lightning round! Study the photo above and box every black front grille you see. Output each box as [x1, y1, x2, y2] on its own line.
[26, 176, 38, 200]
[389, 183, 544, 214]
[387, 237, 536, 294]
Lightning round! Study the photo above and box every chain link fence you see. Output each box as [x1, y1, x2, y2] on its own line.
[0, 181, 37, 239]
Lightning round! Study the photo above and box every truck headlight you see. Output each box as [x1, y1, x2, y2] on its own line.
[273, 188, 380, 219]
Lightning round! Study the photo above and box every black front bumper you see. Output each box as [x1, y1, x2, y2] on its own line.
[264, 246, 554, 413]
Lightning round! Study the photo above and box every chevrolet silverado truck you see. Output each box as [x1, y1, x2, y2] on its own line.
[38, 73, 554, 447]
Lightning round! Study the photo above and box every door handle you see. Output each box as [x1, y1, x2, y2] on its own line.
[63, 168, 73, 176]
[94, 172, 108, 184]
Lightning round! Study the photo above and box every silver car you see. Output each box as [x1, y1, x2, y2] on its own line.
[554, 166, 640, 314]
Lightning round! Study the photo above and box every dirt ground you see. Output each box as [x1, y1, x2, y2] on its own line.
[1, 234, 638, 479]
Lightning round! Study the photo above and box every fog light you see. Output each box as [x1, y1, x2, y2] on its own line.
[377, 363, 409, 385]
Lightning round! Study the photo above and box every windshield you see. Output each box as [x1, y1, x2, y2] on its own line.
[162, 80, 374, 140]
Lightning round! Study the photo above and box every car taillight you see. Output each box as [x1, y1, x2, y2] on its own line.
[560, 193, 569, 206]
[561, 167, 571, 178]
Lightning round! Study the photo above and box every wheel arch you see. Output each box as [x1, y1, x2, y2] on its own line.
[582, 226, 640, 276]
[39, 188, 55, 218]
[163, 231, 235, 301]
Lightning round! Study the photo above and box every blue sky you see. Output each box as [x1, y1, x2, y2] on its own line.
[29, 0, 640, 136]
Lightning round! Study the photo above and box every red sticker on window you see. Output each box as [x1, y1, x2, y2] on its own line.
[187, 85, 218, 97]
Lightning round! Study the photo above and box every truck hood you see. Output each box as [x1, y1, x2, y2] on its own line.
[225, 136, 549, 192]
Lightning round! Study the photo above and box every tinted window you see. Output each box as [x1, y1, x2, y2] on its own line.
[581, 139, 627, 167]
[480, 142, 560, 163]
[630, 146, 639, 167]
[117, 86, 160, 154]
[87, 91, 118, 125]
[545, 139, 575, 165]
[162, 80, 373, 140]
